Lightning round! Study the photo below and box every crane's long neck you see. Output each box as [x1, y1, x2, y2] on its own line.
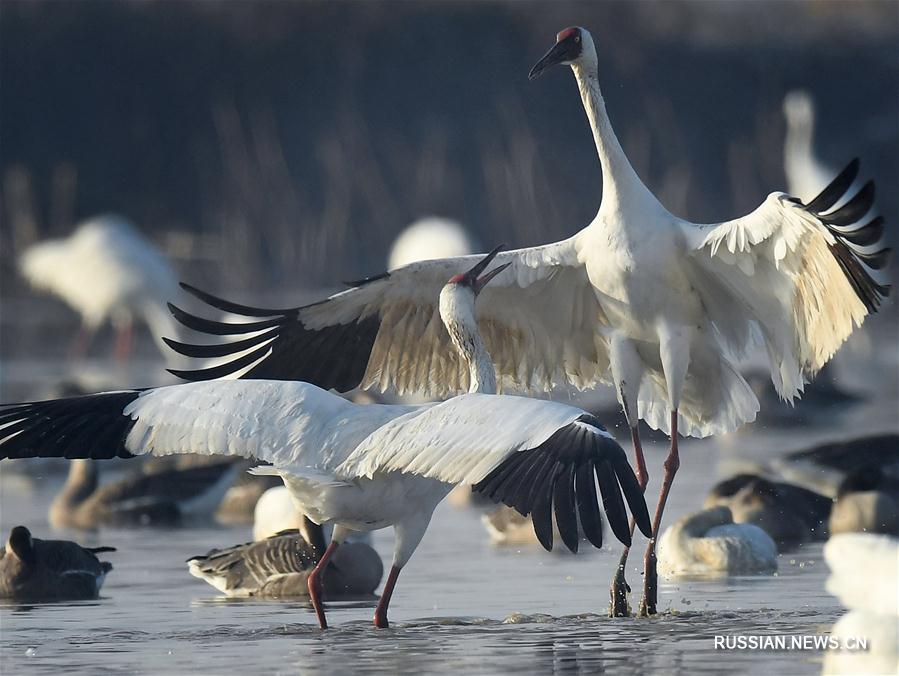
[461, 327, 497, 395]
[440, 289, 497, 395]
[784, 112, 815, 176]
[572, 64, 661, 214]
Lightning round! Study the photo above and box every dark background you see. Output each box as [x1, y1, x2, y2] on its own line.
[2, 0, 897, 293]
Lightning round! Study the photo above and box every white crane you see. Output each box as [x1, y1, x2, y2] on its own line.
[388, 217, 477, 270]
[166, 26, 889, 616]
[783, 90, 843, 203]
[0, 249, 651, 629]
[19, 214, 181, 362]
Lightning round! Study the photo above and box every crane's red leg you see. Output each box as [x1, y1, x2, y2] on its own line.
[373, 565, 402, 629]
[114, 324, 133, 363]
[610, 424, 649, 617]
[638, 410, 680, 617]
[307, 541, 340, 629]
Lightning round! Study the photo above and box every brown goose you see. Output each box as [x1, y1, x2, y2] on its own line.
[187, 525, 383, 599]
[0, 526, 114, 601]
[50, 458, 240, 529]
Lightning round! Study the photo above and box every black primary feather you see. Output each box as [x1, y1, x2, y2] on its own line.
[168, 286, 382, 392]
[471, 414, 647, 552]
[805, 158, 859, 214]
[0, 392, 141, 461]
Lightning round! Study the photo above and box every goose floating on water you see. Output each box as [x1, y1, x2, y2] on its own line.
[656, 506, 778, 577]
[0, 250, 651, 629]
[829, 467, 899, 537]
[0, 526, 115, 602]
[188, 528, 383, 599]
[704, 473, 832, 549]
[167, 26, 888, 618]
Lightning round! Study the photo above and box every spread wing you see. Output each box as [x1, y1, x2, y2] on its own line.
[165, 237, 610, 397]
[337, 393, 652, 552]
[0, 381, 411, 473]
[681, 159, 889, 400]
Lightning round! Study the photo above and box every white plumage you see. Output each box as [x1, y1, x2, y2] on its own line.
[783, 90, 840, 203]
[253, 486, 303, 540]
[167, 26, 887, 617]
[388, 217, 477, 270]
[170, 34, 886, 442]
[19, 215, 181, 360]
[656, 506, 778, 577]
[1, 250, 650, 629]
[823, 533, 898, 675]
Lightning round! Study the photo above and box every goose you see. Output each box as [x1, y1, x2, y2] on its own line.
[0, 249, 651, 629]
[829, 467, 899, 537]
[481, 504, 571, 548]
[19, 214, 182, 362]
[823, 533, 898, 675]
[656, 506, 778, 577]
[49, 458, 240, 529]
[703, 473, 832, 548]
[165, 27, 887, 617]
[187, 528, 382, 599]
[0, 526, 115, 601]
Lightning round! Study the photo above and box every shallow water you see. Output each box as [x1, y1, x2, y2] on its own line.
[1, 315, 896, 674]
[0, 478, 841, 676]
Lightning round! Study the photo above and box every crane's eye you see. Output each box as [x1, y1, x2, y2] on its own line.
[574, 35, 580, 43]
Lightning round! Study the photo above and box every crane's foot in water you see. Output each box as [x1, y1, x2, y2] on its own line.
[609, 566, 631, 617]
[638, 547, 658, 617]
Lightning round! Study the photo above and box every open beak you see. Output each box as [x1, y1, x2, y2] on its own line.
[463, 245, 511, 294]
[528, 39, 574, 80]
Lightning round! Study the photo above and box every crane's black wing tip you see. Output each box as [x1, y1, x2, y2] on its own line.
[472, 415, 646, 552]
[805, 158, 860, 214]
[0, 392, 141, 461]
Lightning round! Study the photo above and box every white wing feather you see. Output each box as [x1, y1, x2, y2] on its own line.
[179, 237, 609, 397]
[122, 380, 416, 472]
[682, 192, 877, 399]
[336, 393, 595, 484]
[309, 238, 606, 396]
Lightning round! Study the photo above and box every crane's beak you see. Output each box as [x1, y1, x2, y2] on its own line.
[474, 262, 511, 294]
[463, 245, 510, 294]
[529, 39, 574, 80]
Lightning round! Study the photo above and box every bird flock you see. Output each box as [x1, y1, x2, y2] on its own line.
[1, 24, 892, 638]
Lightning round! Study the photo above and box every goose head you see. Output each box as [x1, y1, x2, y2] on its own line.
[529, 26, 597, 80]
[7, 526, 36, 567]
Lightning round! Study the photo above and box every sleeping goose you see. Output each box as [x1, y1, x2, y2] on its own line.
[657, 506, 778, 577]
[0, 526, 115, 601]
[187, 527, 382, 599]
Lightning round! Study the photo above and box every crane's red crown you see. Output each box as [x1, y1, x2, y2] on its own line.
[556, 27, 579, 43]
